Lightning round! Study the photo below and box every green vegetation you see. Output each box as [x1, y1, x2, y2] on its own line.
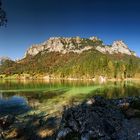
[0, 49, 140, 79]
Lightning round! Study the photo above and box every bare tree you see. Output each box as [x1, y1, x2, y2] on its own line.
[0, 0, 7, 26]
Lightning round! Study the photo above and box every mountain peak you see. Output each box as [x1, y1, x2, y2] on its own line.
[112, 40, 136, 56]
[89, 36, 101, 41]
[112, 40, 128, 49]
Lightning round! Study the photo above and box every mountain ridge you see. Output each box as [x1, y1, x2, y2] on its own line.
[25, 36, 137, 57]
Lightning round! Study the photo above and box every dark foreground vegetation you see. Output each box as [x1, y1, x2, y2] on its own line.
[1, 96, 140, 140]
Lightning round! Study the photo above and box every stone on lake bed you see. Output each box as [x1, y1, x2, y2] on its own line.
[0, 115, 15, 129]
[5, 126, 24, 139]
[37, 128, 55, 138]
[86, 98, 95, 105]
[56, 128, 73, 140]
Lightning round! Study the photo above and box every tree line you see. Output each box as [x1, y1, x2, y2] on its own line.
[0, 50, 140, 79]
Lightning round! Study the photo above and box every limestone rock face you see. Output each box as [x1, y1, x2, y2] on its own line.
[25, 37, 95, 57]
[112, 41, 132, 55]
[25, 45, 45, 57]
[95, 40, 136, 56]
[89, 36, 101, 41]
[25, 37, 137, 57]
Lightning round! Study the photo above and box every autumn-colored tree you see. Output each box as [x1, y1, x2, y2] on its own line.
[120, 64, 126, 79]
[107, 61, 115, 78]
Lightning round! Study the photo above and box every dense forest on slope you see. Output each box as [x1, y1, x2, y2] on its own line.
[0, 49, 140, 79]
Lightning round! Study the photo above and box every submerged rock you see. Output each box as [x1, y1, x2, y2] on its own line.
[4, 126, 24, 139]
[57, 96, 140, 140]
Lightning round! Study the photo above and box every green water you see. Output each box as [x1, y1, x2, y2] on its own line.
[0, 80, 140, 116]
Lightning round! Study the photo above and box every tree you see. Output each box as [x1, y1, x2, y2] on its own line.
[107, 61, 115, 78]
[0, 0, 7, 26]
[114, 62, 119, 78]
[120, 64, 126, 79]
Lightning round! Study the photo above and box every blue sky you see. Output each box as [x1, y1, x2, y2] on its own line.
[0, 0, 140, 60]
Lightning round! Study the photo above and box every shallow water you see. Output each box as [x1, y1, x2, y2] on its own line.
[0, 80, 140, 116]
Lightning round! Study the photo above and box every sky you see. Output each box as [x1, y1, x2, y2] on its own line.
[0, 0, 140, 60]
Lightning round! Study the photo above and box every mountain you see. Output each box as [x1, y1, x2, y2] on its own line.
[25, 37, 136, 57]
[0, 57, 11, 65]
[0, 36, 140, 79]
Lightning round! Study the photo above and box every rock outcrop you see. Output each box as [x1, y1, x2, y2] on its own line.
[25, 37, 95, 57]
[25, 37, 137, 57]
[96, 40, 136, 56]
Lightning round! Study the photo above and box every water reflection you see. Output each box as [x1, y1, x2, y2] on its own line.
[0, 93, 30, 116]
[0, 80, 140, 116]
[93, 81, 140, 98]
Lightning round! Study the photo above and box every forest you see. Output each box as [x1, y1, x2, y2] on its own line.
[0, 49, 140, 79]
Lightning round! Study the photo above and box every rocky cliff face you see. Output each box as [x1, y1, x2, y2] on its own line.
[25, 37, 136, 57]
[25, 37, 97, 57]
[96, 40, 136, 56]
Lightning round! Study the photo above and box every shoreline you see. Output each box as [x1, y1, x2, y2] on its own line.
[0, 74, 140, 82]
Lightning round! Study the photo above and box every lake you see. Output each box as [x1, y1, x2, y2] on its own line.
[0, 79, 140, 117]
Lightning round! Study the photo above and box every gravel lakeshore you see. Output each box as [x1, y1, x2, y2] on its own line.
[1, 96, 140, 140]
[57, 96, 140, 140]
